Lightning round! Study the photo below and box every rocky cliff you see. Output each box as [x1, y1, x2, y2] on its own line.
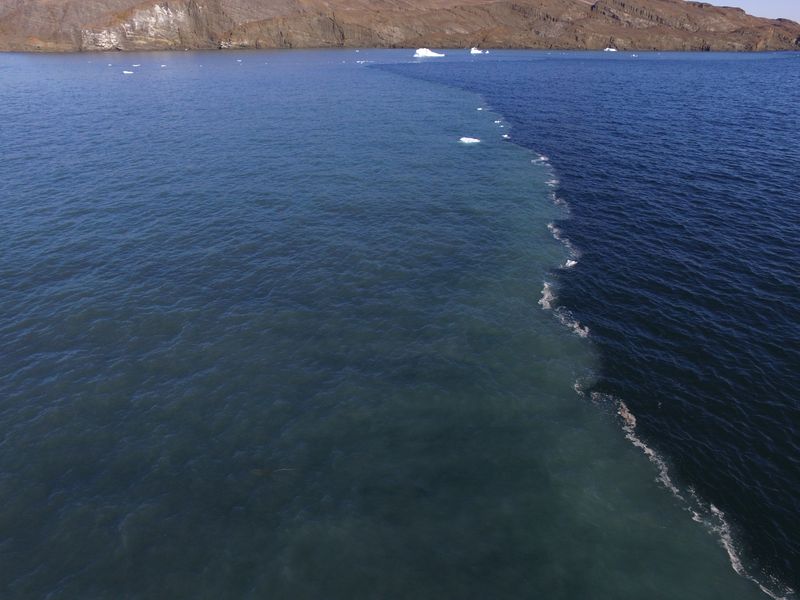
[1, 0, 798, 52]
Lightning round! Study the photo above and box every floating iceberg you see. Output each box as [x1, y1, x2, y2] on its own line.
[604, 47, 618, 52]
[459, 137, 481, 144]
[413, 48, 445, 58]
[470, 47, 485, 55]
[122, 71, 134, 75]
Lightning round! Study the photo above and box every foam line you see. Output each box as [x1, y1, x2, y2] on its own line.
[589, 393, 796, 600]
[555, 308, 590, 337]
[539, 282, 556, 310]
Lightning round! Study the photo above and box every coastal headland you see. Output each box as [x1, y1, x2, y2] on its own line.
[1, 0, 799, 52]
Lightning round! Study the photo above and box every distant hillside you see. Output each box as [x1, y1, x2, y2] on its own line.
[1, 0, 798, 52]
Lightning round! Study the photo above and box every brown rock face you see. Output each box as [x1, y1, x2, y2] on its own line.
[0, 0, 798, 52]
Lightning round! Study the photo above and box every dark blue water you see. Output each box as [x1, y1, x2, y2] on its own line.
[384, 52, 800, 594]
[0, 49, 796, 599]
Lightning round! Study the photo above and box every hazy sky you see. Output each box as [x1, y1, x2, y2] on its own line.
[704, 1, 800, 21]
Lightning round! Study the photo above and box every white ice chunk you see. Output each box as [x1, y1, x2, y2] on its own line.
[459, 137, 481, 144]
[414, 48, 445, 58]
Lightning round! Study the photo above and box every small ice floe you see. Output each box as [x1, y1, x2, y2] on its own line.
[459, 137, 481, 144]
[413, 48, 445, 58]
[632, 54, 639, 58]
[122, 70, 134, 75]
[132, 64, 141, 67]
[494, 120, 501, 124]
[564, 259, 578, 269]
[236, 59, 242, 63]
[470, 47, 485, 55]
[502, 134, 510, 139]
[477, 107, 484, 111]
[107, 63, 112, 67]
[161, 64, 167, 68]
[604, 47, 618, 52]
[355, 49, 360, 53]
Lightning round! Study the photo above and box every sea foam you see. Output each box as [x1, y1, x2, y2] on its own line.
[539, 282, 556, 310]
[589, 392, 796, 600]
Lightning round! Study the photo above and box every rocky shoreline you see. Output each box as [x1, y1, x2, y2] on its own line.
[1, 0, 799, 53]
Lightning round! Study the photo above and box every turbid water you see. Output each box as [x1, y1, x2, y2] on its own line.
[0, 50, 794, 599]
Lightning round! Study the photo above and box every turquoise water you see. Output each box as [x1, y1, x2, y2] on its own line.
[0, 50, 773, 598]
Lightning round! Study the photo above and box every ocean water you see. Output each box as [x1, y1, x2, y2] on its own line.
[383, 51, 800, 595]
[0, 49, 794, 599]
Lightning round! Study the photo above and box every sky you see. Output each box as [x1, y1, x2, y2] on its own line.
[704, 1, 800, 21]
